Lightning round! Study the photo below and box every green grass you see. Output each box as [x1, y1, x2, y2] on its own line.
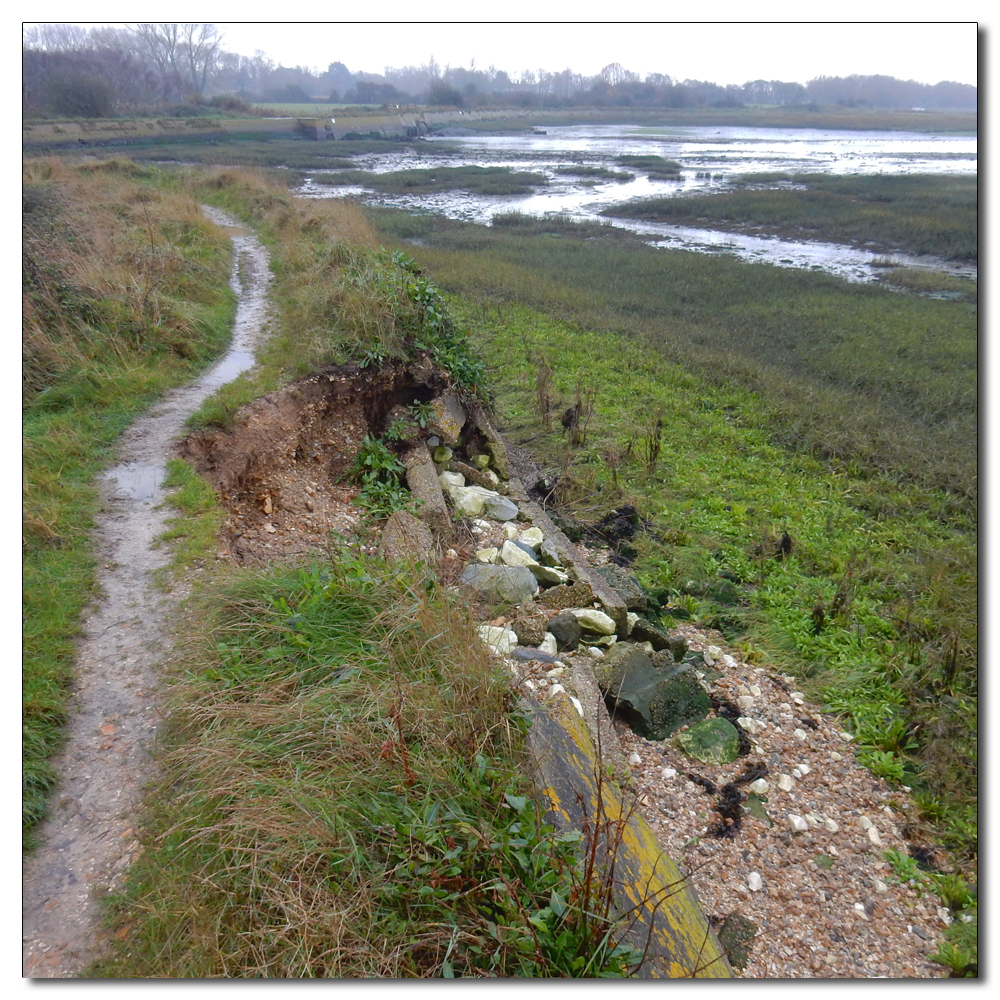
[22, 159, 236, 837]
[367, 207, 977, 503]
[156, 459, 227, 574]
[609, 173, 978, 261]
[554, 165, 635, 182]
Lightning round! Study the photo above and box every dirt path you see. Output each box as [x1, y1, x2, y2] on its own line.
[22, 208, 273, 978]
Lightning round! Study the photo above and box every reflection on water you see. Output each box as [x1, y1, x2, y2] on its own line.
[296, 123, 976, 282]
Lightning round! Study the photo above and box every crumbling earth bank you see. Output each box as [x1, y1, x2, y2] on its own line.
[177, 359, 462, 563]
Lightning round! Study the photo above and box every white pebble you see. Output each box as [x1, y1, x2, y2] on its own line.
[824, 817, 840, 833]
[859, 816, 873, 830]
[722, 654, 737, 669]
[788, 814, 809, 833]
[588, 646, 605, 658]
[796, 763, 811, 775]
[777, 773, 795, 791]
[747, 778, 768, 794]
[793, 728, 808, 741]
[747, 872, 763, 892]
[737, 717, 760, 734]
[504, 522, 519, 539]
[661, 767, 677, 779]
[749, 684, 762, 697]
[629, 752, 642, 766]
[548, 683, 565, 697]
[867, 826, 882, 846]
[545, 666, 565, 679]
[874, 879, 888, 895]
[570, 696, 584, 717]
[790, 691, 805, 704]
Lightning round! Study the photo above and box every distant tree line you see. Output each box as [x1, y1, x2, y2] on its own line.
[22, 23, 978, 118]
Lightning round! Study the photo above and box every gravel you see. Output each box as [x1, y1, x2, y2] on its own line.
[505, 620, 952, 979]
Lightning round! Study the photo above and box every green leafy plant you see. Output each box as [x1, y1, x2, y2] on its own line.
[407, 399, 434, 430]
[928, 941, 977, 977]
[350, 434, 415, 519]
[856, 749, 906, 783]
[929, 872, 975, 913]
[883, 849, 927, 885]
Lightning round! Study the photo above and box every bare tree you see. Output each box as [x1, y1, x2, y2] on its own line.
[600, 62, 639, 87]
[180, 22, 221, 96]
[22, 24, 91, 51]
[130, 22, 221, 98]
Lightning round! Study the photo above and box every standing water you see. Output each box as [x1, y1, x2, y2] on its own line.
[297, 123, 976, 282]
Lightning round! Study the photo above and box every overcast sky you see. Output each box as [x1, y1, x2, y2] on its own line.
[24, 13, 980, 88]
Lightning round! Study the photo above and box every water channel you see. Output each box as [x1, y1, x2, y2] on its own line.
[296, 123, 977, 283]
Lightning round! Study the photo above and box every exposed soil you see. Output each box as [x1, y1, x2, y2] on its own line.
[21, 208, 273, 978]
[176, 358, 457, 564]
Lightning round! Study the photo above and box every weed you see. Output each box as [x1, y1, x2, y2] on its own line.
[928, 941, 977, 977]
[350, 434, 416, 520]
[856, 749, 906, 783]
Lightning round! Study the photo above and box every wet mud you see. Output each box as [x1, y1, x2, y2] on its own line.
[22, 207, 272, 978]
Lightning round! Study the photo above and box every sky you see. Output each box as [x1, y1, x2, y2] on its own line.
[21, 11, 980, 88]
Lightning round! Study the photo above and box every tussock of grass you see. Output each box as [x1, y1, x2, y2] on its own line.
[92, 556, 638, 978]
[22, 158, 235, 835]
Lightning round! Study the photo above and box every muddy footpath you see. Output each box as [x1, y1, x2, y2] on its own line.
[22, 207, 272, 977]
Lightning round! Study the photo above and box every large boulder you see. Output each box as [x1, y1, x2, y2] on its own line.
[401, 442, 450, 530]
[459, 564, 538, 604]
[675, 718, 742, 765]
[592, 564, 649, 612]
[596, 645, 710, 741]
[547, 612, 582, 652]
[629, 615, 673, 651]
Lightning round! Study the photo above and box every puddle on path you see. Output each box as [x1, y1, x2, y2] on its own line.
[22, 207, 273, 978]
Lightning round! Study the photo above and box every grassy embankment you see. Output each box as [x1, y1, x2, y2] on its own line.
[23, 165, 647, 977]
[22, 158, 236, 837]
[367, 204, 978, 875]
[609, 173, 978, 262]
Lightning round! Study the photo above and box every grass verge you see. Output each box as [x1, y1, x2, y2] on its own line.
[89, 551, 643, 977]
[22, 157, 235, 838]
